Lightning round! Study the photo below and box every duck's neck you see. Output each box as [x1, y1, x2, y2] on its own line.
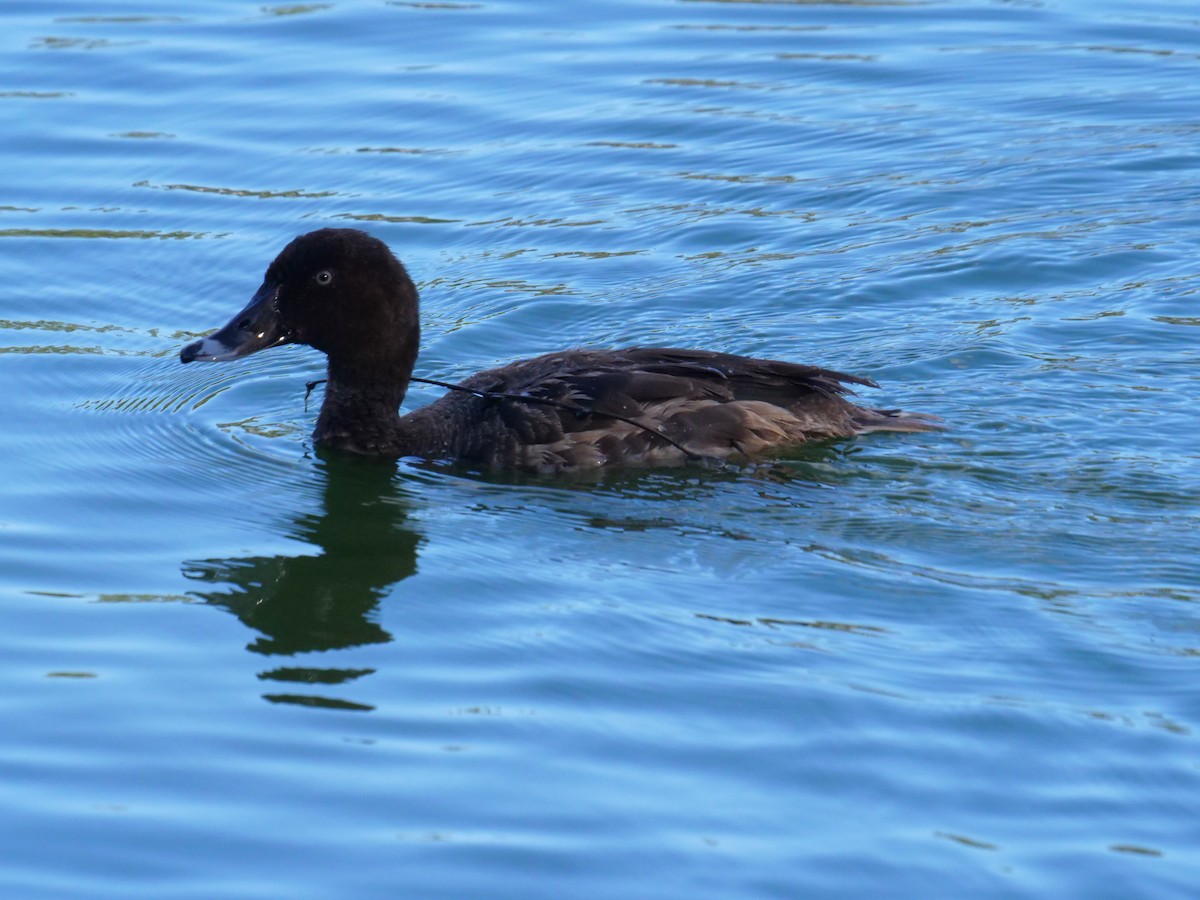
[313, 352, 415, 455]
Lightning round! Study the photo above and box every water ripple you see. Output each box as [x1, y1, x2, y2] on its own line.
[132, 181, 339, 200]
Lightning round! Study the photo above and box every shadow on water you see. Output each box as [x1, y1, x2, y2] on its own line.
[181, 454, 421, 711]
[178, 439, 865, 709]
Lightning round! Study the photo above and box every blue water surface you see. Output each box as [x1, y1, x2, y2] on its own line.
[1, 0, 1199, 897]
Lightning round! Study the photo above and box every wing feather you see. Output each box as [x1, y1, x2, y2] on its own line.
[430, 347, 892, 469]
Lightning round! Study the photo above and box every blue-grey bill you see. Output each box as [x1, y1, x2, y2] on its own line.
[180, 282, 288, 364]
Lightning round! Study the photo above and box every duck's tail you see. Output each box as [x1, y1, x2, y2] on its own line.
[851, 405, 945, 435]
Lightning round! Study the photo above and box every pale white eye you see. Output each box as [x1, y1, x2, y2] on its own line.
[315, 269, 334, 286]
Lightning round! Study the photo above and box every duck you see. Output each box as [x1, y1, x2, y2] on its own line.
[180, 228, 940, 471]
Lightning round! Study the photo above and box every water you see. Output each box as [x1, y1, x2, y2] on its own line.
[2, 0, 1199, 896]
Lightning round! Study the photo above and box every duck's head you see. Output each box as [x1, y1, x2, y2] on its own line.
[180, 228, 419, 369]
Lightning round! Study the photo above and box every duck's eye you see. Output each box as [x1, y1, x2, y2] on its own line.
[314, 269, 334, 286]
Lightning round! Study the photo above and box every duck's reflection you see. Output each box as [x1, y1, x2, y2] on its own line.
[182, 454, 420, 710]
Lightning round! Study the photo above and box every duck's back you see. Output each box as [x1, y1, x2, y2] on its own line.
[398, 348, 939, 471]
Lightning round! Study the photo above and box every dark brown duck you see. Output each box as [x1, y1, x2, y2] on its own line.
[180, 228, 940, 471]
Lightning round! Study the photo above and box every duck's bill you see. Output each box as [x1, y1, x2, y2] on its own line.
[180, 283, 290, 364]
